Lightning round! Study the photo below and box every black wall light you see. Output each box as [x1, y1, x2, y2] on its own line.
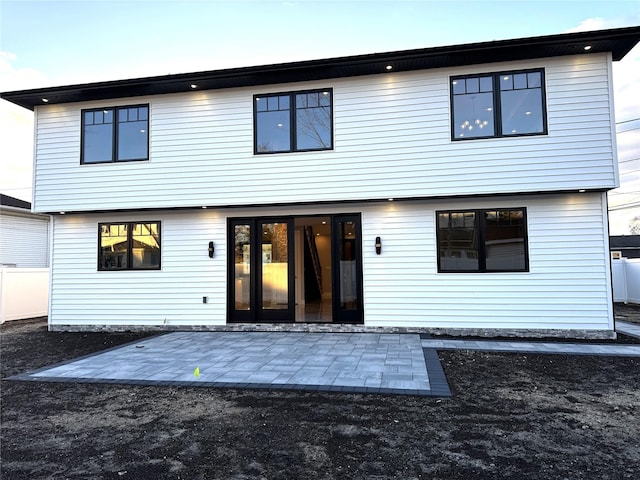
[375, 236, 382, 255]
[208, 241, 215, 258]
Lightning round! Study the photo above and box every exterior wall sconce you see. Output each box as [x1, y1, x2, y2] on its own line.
[208, 241, 215, 258]
[375, 236, 382, 255]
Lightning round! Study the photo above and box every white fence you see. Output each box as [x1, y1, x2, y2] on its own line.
[0, 267, 49, 322]
[612, 258, 640, 304]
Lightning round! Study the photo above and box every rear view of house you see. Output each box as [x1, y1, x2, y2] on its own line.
[2, 26, 639, 337]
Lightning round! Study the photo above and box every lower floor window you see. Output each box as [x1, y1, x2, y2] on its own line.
[99, 222, 161, 270]
[437, 208, 528, 272]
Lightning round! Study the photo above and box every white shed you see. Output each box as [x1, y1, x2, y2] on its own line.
[0, 194, 50, 322]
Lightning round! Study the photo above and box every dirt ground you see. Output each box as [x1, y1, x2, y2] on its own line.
[1, 305, 640, 480]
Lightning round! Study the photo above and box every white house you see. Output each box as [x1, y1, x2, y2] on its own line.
[0, 194, 50, 322]
[2, 27, 639, 337]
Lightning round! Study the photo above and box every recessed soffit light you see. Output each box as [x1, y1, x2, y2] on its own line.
[584, 45, 592, 51]
[385, 65, 393, 71]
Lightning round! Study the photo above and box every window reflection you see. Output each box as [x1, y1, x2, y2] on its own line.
[83, 109, 114, 163]
[296, 91, 332, 150]
[261, 223, 288, 309]
[131, 222, 160, 268]
[500, 72, 544, 135]
[451, 70, 545, 140]
[437, 209, 528, 272]
[100, 223, 128, 269]
[82, 105, 149, 163]
[234, 225, 251, 310]
[99, 221, 160, 270]
[118, 107, 149, 160]
[255, 89, 332, 153]
[438, 212, 479, 270]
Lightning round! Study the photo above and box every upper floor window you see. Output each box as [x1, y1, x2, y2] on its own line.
[98, 222, 161, 270]
[437, 208, 529, 272]
[82, 105, 149, 164]
[451, 69, 546, 140]
[254, 89, 333, 154]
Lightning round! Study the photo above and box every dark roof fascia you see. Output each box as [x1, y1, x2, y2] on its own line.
[2, 26, 639, 111]
[610, 235, 640, 249]
[0, 194, 31, 210]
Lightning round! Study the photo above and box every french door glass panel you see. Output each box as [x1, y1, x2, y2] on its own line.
[261, 222, 289, 310]
[332, 215, 363, 323]
[234, 224, 251, 311]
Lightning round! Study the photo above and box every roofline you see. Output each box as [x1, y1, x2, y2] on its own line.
[2, 26, 639, 110]
[0, 205, 50, 220]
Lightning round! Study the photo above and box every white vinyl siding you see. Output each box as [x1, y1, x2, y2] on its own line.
[49, 192, 612, 332]
[0, 211, 50, 267]
[362, 192, 612, 331]
[33, 54, 616, 213]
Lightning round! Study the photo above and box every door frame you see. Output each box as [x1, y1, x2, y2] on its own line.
[331, 214, 364, 324]
[227, 217, 295, 323]
[227, 214, 363, 324]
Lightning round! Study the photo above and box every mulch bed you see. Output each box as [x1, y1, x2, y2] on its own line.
[1, 306, 639, 479]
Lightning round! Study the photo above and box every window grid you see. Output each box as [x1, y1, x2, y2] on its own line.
[254, 89, 333, 154]
[437, 208, 529, 273]
[81, 105, 149, 164]
[98, 221, 161, 271]
[451, 69, 546, 140]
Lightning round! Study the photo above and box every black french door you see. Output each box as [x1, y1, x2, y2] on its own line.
[228, 214, 363, 324]
[228, 218, 295, 323]
[331, 214, 364, 324]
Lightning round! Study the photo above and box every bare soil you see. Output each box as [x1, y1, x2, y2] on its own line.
[2, 306, 640, 480]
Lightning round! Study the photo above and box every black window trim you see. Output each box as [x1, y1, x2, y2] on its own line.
[253, 88, 334, 155]
[436, 208, 529, 273]
[98, 221, 161, 271]
[81, 104, 150, 164]
[450, 68, 547, 141]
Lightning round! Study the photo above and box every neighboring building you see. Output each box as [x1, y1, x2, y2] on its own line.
[610, 235, 640, 259]
[0, 194, 50, 268]
[0, 194, 50, 322]
[2, 27, 639, 337]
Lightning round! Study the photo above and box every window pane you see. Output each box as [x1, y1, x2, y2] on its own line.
[319, 91, 331, 106]
[83, 122, 113, 163]
[452, 79, 465, 95]
[261, 222, 288, 310]
[100, 223, 128, 269]
[296, 94, 307, 108]
[234, 225, 251, 310]
[527, 72, 541, 88]
[485, 210, 526, 270]
[131, 222, 160, 269]
[256, 97, 267, 112]
[479, 77, 493, 92]
[267, 96, 279, 111]
[452, 91, 494, 139]
[296, 102, 331, 150]
[438, 212, 479, 271]
[117, 118, 148, 160]
[465, 77, 479, 93]
[256, 110, 290, 152]
[513, 73, 527, 89]
[500, 74, 513, 90]
[501, 87, 544, 135]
